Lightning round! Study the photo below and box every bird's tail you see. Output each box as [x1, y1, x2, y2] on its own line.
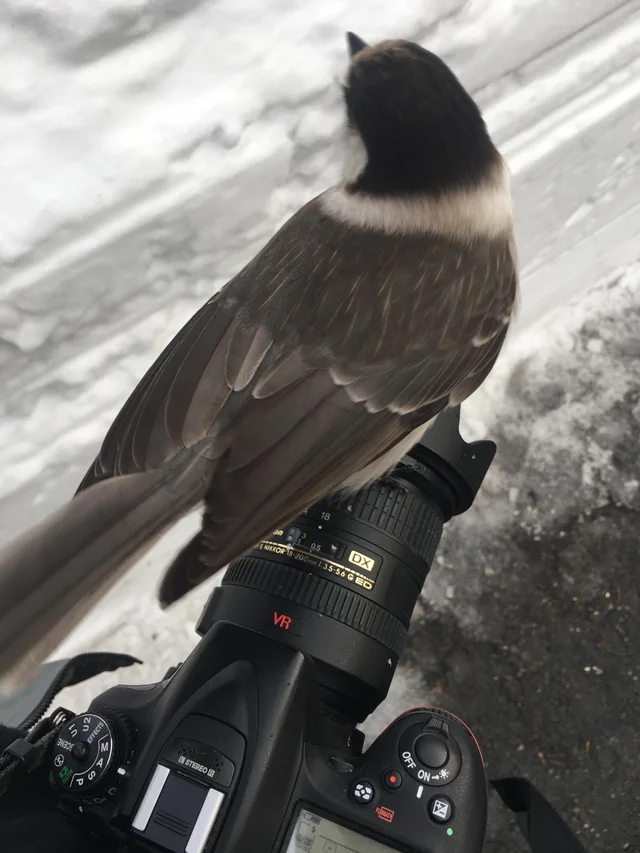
[0, 456, 212, 692]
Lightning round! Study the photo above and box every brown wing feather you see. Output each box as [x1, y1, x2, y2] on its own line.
[159, 379, 409, 604]
[77, 299, 229, 488]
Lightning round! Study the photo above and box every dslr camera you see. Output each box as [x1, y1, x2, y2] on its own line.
[0, 408, 583, 853]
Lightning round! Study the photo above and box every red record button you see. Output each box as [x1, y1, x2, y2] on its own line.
[383, 769, 403, 790]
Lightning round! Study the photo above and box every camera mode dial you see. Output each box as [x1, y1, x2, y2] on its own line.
[50, 709, 133, 799]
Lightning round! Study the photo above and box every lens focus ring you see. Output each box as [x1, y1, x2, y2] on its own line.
[223, 557, 406, 656]
[323, 476, 444, 567]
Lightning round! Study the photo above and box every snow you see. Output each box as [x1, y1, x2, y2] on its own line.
[417, 261, 640, 638]
[1, 0, 632, 288]
[501, 58, 640, 176]
[0, 0, 451, 267]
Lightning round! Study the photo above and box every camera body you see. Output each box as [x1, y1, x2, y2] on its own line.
[52, 621, 486, 853]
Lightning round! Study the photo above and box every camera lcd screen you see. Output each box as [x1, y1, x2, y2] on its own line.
[284, 808, 401, 853]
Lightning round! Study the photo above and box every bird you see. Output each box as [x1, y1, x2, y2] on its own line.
[0, 33, 518, 689]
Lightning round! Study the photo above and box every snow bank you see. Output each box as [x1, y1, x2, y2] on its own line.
[0, 0, 450, 266]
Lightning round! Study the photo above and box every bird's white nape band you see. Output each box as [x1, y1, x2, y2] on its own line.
[321, 158, 513, 241]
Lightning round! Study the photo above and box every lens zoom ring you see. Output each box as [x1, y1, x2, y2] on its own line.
[325, 479, 444, 566]
[223, 557, 407, 656]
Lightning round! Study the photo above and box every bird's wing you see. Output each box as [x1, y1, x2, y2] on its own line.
[80, 197, 516, 489]
[0, 199, 516, 682]
[77, 298, 233, 489]
[74, 199, 517, 608]
[86, 197, 512, 605]
[70, 197, 517, 606]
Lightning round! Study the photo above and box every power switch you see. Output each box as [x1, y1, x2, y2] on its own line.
[425, 716, 450, 738]
[415, 734, 449, 769]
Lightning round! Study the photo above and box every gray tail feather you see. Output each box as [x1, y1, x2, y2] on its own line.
[0, 458, 212, 692]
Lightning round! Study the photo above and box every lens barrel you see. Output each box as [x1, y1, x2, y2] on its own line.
[197, 407, 495, 722]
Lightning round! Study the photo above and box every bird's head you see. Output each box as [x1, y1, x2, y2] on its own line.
[342, 34, 500, 198]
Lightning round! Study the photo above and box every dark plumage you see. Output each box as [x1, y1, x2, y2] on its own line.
[346, 40, 497, 196]
[0, 35, 518, 689]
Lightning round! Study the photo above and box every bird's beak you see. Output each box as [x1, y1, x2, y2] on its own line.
[346, 32, 368, 58]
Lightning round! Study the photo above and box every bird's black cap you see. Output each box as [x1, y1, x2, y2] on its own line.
[343, 39, 498, 197]
[347, 32, 368, 57]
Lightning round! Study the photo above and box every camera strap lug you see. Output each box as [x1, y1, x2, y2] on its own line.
[0, 708, 74, 797]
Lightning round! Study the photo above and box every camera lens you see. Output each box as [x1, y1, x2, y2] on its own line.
[197, 408, 495, 722]
[198, 469, 443, 722]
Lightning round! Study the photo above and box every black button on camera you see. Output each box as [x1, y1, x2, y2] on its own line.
[382, 769, 403, 790]
[415, 734, 449, 769]
[428, 795, 453, 824]
[351, 780, 375, 803]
